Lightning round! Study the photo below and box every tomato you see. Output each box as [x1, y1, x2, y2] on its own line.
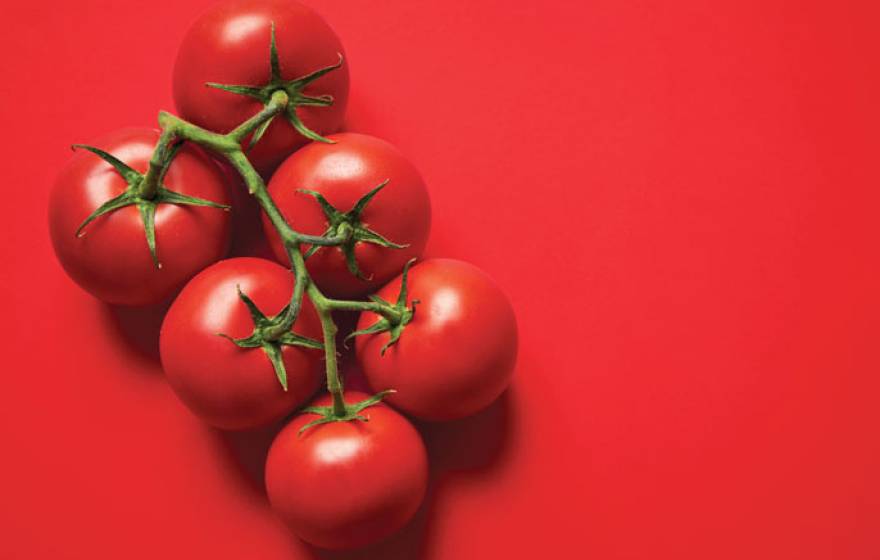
[265, 391, 428, 549]
[263, 133, 431, 298]
[356, 259, 518, 421]
[159, 257, 322, 430]
[49, 127, 231, 306]
[173, 0, 349, 174]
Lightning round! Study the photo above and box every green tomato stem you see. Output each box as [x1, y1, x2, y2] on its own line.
[138, 128, 176, 199]
[151, 97, 389, 419]
[324, 298, 404, 324]
[228, 90, 289, 142]
[306, 280, 347, 417]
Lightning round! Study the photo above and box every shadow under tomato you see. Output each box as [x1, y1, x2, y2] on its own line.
[101, 299, 172, 367]
[227, 174, 277, 260]
[306, 390, 513, 560]
[212, 420, 287, 499]
[207, 350, 513, 559]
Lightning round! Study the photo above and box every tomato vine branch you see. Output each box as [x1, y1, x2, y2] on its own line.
[149, 89, 405, 420]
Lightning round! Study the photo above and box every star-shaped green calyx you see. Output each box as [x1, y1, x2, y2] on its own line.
[218, 287, 322, 391]
[347, 259, 419, 355]
[301, 179, 408, 280]
[298, 390, 396, 436]
[206, 22, 344, 149]
[73, 143, 230, 268]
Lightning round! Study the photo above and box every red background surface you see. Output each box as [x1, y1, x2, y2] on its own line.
[1, 1, 878, 558]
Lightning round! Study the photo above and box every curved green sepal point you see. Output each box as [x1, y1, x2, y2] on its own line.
[297, 390, 396, 436]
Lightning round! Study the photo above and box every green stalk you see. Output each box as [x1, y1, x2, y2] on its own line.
[138, 128, 176, 199]
[307, 281, 347, 417]
[151, 93, 393, 419]
[229, 90, 289, 142]
[324, 298, 404, 323]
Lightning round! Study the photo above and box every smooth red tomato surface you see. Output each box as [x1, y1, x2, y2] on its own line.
[356, 259, 517, 421]
[265, 391, 428, 550]
[160, 257, 322, 430]
[264, 132, 431, 298]
[48, 127, 231, 306]
[173, 0, 349, 174]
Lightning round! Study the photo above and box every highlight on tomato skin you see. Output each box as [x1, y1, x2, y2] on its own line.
[265, 391, 429, 551]
[172, 0, 350, 175]
[48, 127, 232, 307]
[46, 0, 520, 550]
[159, 257, 323, 430]
[355, 258, 518, 421]
[263, 132, 432, 299]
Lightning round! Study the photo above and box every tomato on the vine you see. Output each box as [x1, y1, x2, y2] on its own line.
[160, 257, 322, 430]
[263, 132, 431, 298]
[265, 391, 428, 550]
[173, 0, 349, 174]
[49, 128, 231, 306]
[355, 259, 518, 421]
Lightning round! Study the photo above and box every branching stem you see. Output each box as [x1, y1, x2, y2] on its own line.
[153, 95, 382, 418]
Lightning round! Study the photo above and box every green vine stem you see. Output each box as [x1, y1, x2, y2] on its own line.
[138, 128, 177, 199]
[151, 89, 403, 420]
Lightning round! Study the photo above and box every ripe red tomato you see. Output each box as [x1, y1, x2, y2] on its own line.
[265, 391, 428, 550]
[356, 259, 518, 421]
[263, 132, 431, 298]
[49, 127, 231, 306]
[160, 257, 322, 430]
[173, 0, 349, 174]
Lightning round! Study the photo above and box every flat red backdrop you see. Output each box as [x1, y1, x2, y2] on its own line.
[1, 1, 878, 558]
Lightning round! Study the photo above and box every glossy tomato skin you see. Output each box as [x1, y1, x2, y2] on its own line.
[173, 0, 349, 174]
[160, 257, 322, 430]
[264, 133, 431, 298]
[49, 128, 231, 306]
[265, 391, 428, 550]
[356, 259, 518, 421]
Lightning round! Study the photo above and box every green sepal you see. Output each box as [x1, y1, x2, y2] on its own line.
[298, 189, 340, 220]
[277, 331, 323, 350]
[248, 115, 275, 150]
[298, 390, 396, 436]
[353, 227, 407, 249]
[295, 94, 334, 107]
[350, 180, 388, 218]
[73, 143, 229, 268]
[347, 259, 419, 355]
[268, 22, 281, 80]
[155, 187, 231, 210]
[262, 342, 288, 390]
[74, 191, 138, 238]
[298, 180, 408, 280]
[235, 286, 268, 326]
[288, 53, 344, 89]
[204, 21, 344, 147]
[217, 332, 262, 349]
[205, 83, 265, 98]
[72, 144, 141, 184]
[287, 110, 333, 143]
[217, 286, 322, 391]
[137, 201, 160, 268]
[343, 243, 368, 280]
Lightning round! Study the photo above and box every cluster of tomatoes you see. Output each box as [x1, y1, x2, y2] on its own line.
[48, 0, 517, 551]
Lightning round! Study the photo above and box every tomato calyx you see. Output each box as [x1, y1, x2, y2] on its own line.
[218, 286, 322, 391]
[347, 259, 419, 355]
[73, 143, 230, 268]
[300, 180, 409, 280]
[206, 23, 344, 148]
[298, 389, 395, 436]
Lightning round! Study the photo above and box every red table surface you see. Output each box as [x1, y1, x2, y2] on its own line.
[1, 1, 878, 558]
